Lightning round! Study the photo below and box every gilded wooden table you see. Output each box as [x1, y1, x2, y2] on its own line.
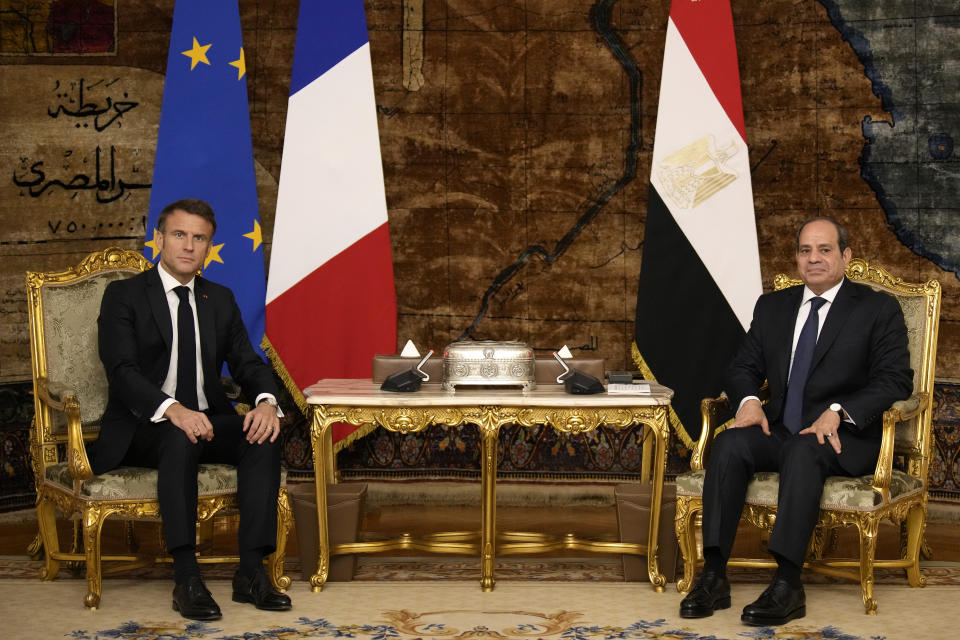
[303, 378, 674, 592]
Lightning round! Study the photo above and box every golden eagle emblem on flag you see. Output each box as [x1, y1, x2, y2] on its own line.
[656, 134, 741, 209]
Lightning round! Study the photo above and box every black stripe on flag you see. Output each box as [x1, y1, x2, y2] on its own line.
[634, 185, 746, 444]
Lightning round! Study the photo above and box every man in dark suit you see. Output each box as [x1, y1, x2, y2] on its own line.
[88, 198, 292, 621]
[679, 217, 912, 626]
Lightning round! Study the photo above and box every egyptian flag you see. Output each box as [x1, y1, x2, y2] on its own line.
[265, 0, 397, 449]
[634, 0, 761, 447]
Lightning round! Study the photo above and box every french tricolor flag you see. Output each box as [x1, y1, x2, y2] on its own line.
[634, 0, 761, 446]
[265, 0, 397, 447]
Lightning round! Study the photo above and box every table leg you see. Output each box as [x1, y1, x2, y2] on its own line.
[645, 411, 668, 591]
[310, 407, 332, 592]
[641, 424, 653, 483]
[480, 417, 498, 591]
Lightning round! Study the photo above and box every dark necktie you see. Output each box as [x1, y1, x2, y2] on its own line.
[783, 296, 827, 434]
[174, 286, 199, 411]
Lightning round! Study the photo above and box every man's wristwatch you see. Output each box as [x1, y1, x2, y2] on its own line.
[829, 402, 843, 419]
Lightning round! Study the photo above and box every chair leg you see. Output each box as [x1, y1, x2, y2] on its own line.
[82, 505, 110, 610]
[903, 503, 927, 588]
[268, 487, 293, 591]
[808, 525, 826, 559]
[123, 521, 140, 553]
[27, 532, 44, 560]
[857, 516, 880, 615]
[902, 518, 935, 561]
[66, 519, 84, 575]
[675, 497, 699, 593]
[36, 496, 61, 581]
[196, 517, 215, 555]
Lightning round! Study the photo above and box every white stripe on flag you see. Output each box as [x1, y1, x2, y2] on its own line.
[651, 20, 761, 330]
[266, 43, 387, 304]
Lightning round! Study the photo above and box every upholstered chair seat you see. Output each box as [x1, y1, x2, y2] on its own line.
[677, 468, 925, 512]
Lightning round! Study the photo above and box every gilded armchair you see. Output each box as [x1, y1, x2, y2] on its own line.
[26, 246, 293, 609]
[674, 259, 940, 614]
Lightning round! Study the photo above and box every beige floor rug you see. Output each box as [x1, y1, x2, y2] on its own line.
[8, 555, 958, 585]
[1, 577, 956, 640]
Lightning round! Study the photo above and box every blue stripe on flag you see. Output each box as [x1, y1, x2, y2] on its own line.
[145, 0, 266, 357]
[289, 0, 370, 96]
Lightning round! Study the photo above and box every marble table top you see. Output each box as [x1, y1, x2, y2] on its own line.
[303, 378, 674, 407]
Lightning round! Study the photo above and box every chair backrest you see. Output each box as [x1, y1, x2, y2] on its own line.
[27, 248, 151, 444]
[773, 259, 941, 480]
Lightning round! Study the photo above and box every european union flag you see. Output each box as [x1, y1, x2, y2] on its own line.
[145, 0, 266, 356]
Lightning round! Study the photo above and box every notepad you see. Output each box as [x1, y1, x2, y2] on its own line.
[607, 382, 651, 395]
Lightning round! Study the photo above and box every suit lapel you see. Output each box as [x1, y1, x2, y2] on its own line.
[774, 286, 804, 385]
[811, 278, 859, 372]
[195, 278, 216, 377]
[146, 267, 173, 349]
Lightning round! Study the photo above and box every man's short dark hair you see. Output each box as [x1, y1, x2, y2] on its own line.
[157, 198, 217, 235]
[795, 216, 849, 254]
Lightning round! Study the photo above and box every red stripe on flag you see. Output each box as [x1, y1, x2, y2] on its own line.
[670, 1, 746, 141]
[266, 221, 397, 400]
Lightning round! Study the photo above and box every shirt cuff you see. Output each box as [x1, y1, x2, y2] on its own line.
[255, 393, 284, 418]
[738, 395, 761, 413]
[151, 398, 177, 423]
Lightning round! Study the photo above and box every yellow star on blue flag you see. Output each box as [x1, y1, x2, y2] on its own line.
[243, 219, 262, 251]
[181, 37, 211, 69]
[229, 47, 246, 79]
[144, 0, 267, 357]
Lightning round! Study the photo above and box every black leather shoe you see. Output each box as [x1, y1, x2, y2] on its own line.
[741, 577, 806, 626]
[680, 570, 731, 618]
[172, 575, 222, 621]
[232, 567, 292, 611]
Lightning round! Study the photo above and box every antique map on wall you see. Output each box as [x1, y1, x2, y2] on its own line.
[821, 2, 960, 279]
[0, 0, 116, 55]
[0, 66, 159, 381]
[1, 0, 958, 385]
[366, 0, 960, 379]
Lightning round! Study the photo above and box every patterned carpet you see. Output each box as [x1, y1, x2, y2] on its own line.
[1, 578, 957, 640]
[4, 555, 959, 585]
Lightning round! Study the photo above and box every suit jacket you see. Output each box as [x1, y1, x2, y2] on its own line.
[725, 278, 913, 474]
[88, 266, 278, 475]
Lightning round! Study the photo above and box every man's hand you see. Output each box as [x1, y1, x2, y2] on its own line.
[165, 402, 214, 444]
[243, 401, 280, 444]
[799, 409, 842, 454]
[731, 398, 770, 435]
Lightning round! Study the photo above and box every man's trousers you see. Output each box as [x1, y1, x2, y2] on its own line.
[120, 413, 281, 554]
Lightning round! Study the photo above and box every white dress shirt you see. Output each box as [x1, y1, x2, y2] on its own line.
[739, 278, 852, 423]
[787, 279, 843, 380]
[151, 264, 280, 422]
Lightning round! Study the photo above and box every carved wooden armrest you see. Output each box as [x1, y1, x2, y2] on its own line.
[886, 393, 925, 423]
[693, 383, 770, 471]
[36, 376, 68, 411]
[870, 391, 928, 502]
[36, 377, 95, 482]
[693, 393, 730, 471]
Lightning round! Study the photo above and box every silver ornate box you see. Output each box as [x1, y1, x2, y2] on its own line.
[441, 340, 536, 391]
